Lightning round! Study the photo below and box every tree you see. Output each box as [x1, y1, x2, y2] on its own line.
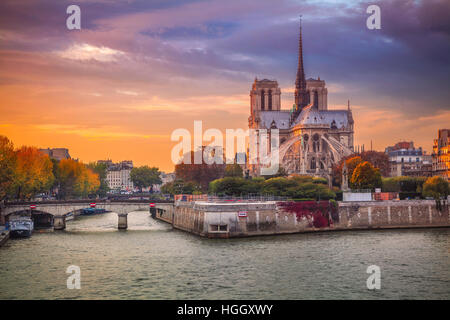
[359, 151, 390, 177]
[58, 159, 100, 198]
[209, 177, 248, 196]
[12, 146, 55, 199]
[208, 175, 336, 200]
[224, 164, 243, 177]
[382, 176, 427, 193]
[332, 156, 362, 187]
[350, 161, 382, 190]
[263, 166, 288, 179]
[175, 148, 225, 191]
[0, 136, 16, 200]
[422, 176, 449, 200]
[87, 162, 109, 197]
[130, 166, 162, 192]
[161, 179, 201, 195]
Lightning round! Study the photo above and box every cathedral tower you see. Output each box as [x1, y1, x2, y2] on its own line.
[294, 17, 309, 111]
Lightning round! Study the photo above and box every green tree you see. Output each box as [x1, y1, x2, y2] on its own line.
[0, 136, 16, 200]
[224, 164, 243, 177]
[130, 166, 162, 192]
[422, 176, 449, 200]
[350, 161, 382, 190]
[161, 179, 201, 195]
[262, 177, 297, 196]
[87, 162, 109, 197]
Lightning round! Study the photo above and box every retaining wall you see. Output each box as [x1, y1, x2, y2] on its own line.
[155, 200, 450, 238]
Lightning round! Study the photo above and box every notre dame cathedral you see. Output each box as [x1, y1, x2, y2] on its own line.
[248, 21, 355, 183]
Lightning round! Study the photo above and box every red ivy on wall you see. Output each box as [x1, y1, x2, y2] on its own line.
[277, 201, 337, 228]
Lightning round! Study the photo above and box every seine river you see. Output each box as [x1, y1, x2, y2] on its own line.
[0, 211, 449, 299]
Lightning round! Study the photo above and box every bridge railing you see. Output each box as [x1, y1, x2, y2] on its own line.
[4, 198, 174, 205]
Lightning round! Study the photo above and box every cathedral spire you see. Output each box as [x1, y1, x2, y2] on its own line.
[294, 15, 308, 111]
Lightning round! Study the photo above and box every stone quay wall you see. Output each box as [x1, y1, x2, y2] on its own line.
[155, 200, 450, 238]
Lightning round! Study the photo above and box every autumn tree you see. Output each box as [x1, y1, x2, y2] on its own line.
[12, 146, 55, 199]
[130, 166, 162, 192]
[350, 161, 382, 190]
[359, 151, 390, 177]
[57, 159, 100, 198]
[332, 156, 362, 187]
[175, 148, 225, 191]
[0, 136, 16, 200]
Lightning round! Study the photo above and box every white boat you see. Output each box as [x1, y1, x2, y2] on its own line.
[9, 217, 34, 238]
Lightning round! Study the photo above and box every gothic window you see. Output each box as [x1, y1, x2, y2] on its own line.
[314, 91, 319, 108]
[311, 157, 316, 170]
[268, 90, 272, 110]
[261, 90, 265, 110]
[313, 134, 320, 152]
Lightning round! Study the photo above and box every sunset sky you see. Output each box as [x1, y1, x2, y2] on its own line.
[0, 0, 449, 172]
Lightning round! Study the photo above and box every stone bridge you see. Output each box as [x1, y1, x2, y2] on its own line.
[0, 200, 174, 230]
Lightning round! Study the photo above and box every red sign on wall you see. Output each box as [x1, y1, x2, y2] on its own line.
[238, 211, 247, 218]
[90, 203, 96, 208]
[149, 203, 155, 207]
[30, 205, 36, 210]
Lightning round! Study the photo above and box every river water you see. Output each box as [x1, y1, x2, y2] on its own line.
[0, 211, 449, 299]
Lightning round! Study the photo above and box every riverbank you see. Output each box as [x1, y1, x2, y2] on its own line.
[0, 226, 9, 247]
[155, 200, 450, 238]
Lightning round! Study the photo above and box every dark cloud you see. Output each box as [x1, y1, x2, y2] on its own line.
[0, 0, 449, 117]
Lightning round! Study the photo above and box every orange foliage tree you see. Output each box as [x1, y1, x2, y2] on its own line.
[57, 159, 100, 198]
[0, 135, 16, 200]
[350, 161, 382, 190]
[12, 146, 54, 200]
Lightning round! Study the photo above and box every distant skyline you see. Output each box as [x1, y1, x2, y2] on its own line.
[0, 0, 449, 172]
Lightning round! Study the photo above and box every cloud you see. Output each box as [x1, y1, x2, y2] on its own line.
[55, 43, 125, 62]
[0, 0, 449, 170]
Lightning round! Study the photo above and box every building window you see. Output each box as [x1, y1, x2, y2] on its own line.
[261, 90, 265, 110]
[268, 90, 272, 110]
[209, 224, 228, 232]
[311, 157, 316, 170]
[314, 90, 319, 108]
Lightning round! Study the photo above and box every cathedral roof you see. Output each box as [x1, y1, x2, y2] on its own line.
[259, 111, 291, 129]
[293, 106, 350, 128]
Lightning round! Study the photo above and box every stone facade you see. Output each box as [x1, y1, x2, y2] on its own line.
[385, 141, 432, 177]
[432, 129, 450, 181]
[100, 160, 134, 191]
[39, 148, 71, 161]
[248, 22, 354, 180]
